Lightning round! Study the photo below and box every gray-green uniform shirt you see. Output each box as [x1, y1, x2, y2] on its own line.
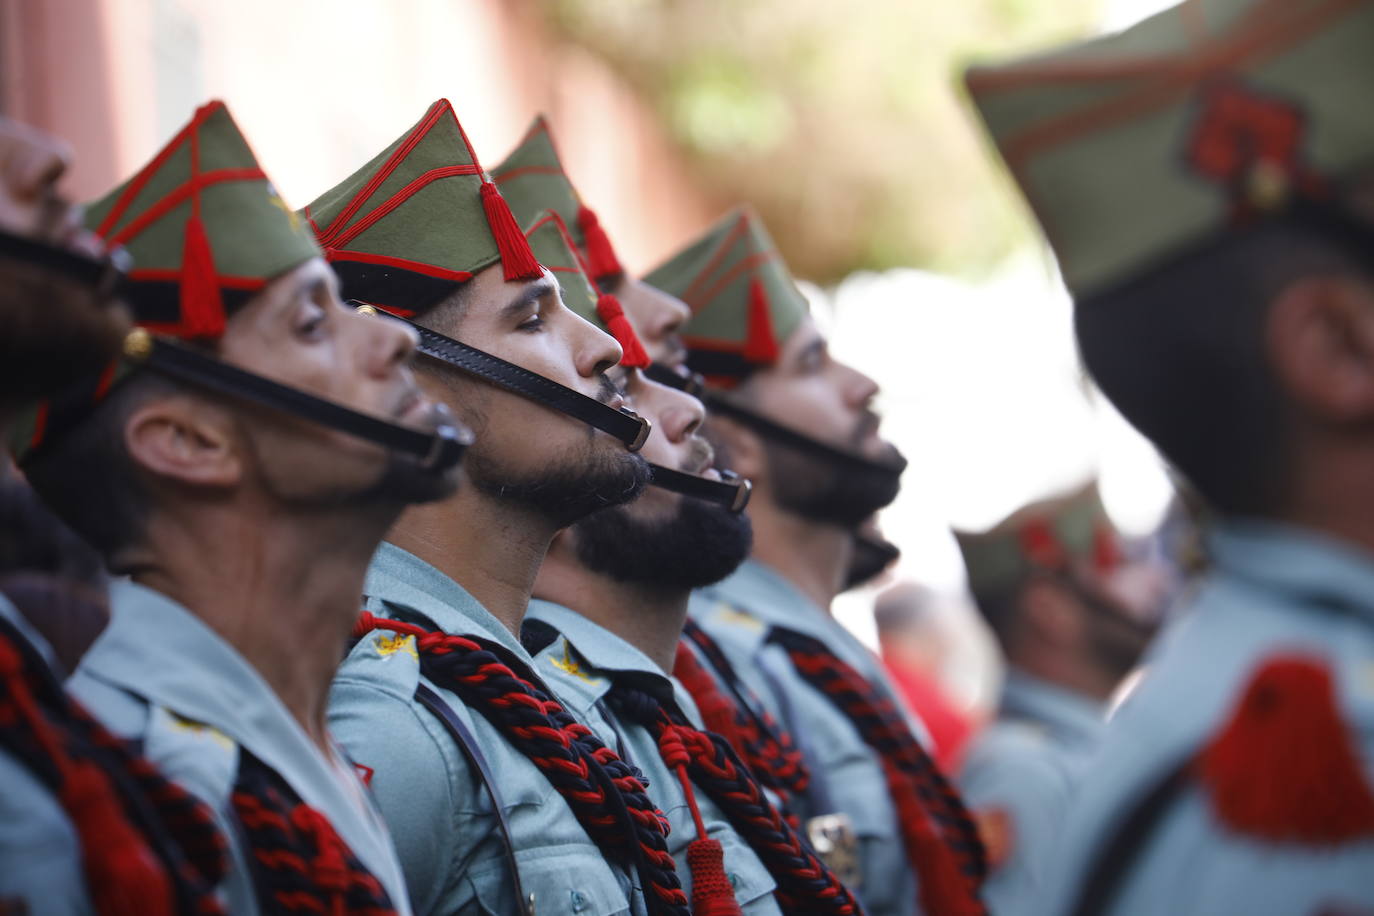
[1041, 522, 1374, 916]
[526, 600, 783, 914]
[958, 670, 1105, 915]
[67, 580, 412, 916]
[690, 559, 927, 916]
[327, 543, 644, 916]
[0, 594, 91, 914]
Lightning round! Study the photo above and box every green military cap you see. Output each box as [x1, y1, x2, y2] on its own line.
[955, 483, 1122, 597]
[644, 207, 808, 389]
[11, 100, 322, 460]
[86, 100, 320, 338]
[964, 0, 1374, 302]
[304, 99, 543, 317]
[524, 209, 648, 367]
[491, 115, 625, 286]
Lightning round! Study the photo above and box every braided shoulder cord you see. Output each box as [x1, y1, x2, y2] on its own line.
[766, 626, 986, 916]
[0, 616, 227, 916]
[678, 621, 812, 809]
[354, 613, 690, 916]
[231, 750, 397, 916]
[607, 681, 865, 916]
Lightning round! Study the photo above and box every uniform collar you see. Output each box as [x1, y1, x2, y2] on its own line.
[710, 560, 828, 632]
[78, 580, 401, 886]
[1208, 519, 1374, 626]
[365, 541, 528, 659]
[999, 668, 1105, 748]
[0, 591, 58, 673]
[526, 600, 679, 717]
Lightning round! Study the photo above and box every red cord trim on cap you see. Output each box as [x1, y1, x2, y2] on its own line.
[95, 100, 226, 239]
[492, 165, 564, 184]
[680, 335, 747, 355]
[694, 251, 779, 316]
[128, 270, 267, 290]
[326, 164, 484, 250]
[681, 216, 748, 308]
[316, 99, 450, 244]
[105, 168, 269, 247]
[321, 250, 474, 283]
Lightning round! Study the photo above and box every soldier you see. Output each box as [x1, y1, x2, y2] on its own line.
[493, 117, 830, 837]
[311, 99, 690, 915]
[966, 1, 1374, 912]
[953, 484, 1156, 913]
[0, 114, 236, 916]
[516, 209, 862, 915]
[17, 101, 468, 915]
[648, 208, 987, 916]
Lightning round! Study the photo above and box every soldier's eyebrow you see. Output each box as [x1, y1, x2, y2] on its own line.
[497, 276, 558, 321]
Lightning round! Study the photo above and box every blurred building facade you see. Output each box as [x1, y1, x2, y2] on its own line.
[0, 0, 719, 271]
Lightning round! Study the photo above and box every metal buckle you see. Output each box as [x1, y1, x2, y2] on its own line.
[807, 813, 862, 889]
[620, 407, 651, 452]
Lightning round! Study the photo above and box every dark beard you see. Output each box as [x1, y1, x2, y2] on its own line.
[765, 437, 906, 528]
[0, 256, 127, 410]
[466, 441, 652, 528]
[572, 493, 753, 592]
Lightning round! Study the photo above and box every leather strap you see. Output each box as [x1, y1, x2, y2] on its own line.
[644, 361, 705, 397]
[415, 682, 534, 916]
[0, 227, 128, 297]
[704, 393, 905, 478]
[379, 311, 651, 452]
[132, 334, 470, 473]
[648, 465, 751, 512]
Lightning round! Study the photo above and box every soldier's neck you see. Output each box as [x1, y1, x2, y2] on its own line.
[533, 537, 687, 674]
[386, 485, 556, 640]
[748, 496, 853, 612]
[126, 497, 398, 752]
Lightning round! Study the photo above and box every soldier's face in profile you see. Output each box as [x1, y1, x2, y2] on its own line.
[570, 369, 752, 590]
[0, 117, 130, 410]
[743, 314, 900, 466]
[613, 276, 690, 368]
[421, 262, 648, 524]
[215, 257, 459, 503]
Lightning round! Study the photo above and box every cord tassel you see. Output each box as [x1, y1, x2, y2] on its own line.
[179, 214, 227, 340]
[480, 180, 543, 281]
[742, 277, 779, 365]
[578, 204, 624, 282]
[657, 725, 743, 916]
[597, 292, 651, 368]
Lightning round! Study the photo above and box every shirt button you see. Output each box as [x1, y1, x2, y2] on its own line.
[570, 889, 588, 912]
[728, 872, 741, 889]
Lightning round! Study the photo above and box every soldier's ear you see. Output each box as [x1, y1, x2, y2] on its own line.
[1266, 273, 1374, 423]
[123, 393, 243, 488]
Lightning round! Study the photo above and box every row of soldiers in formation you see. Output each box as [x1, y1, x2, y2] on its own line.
[2, 0, 1374, 912]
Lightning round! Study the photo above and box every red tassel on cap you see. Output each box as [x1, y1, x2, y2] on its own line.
[578, 204, 624, 281]
[1019, 518, 1065, 571]
[178, 214, 227, 340]
[742, 277, 780, 365]
[1092, 522, 1121, 573]
[596, 292, 651, 369]
[658, 725, 743, 916]
[1198, 654, 1374, 844]
[480, 180, 543, 282]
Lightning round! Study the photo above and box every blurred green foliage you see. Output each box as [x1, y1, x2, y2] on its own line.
[539, 0, 1100, 282]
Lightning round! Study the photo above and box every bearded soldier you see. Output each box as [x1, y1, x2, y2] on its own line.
[649, 209, 987, 916]
[18, 102, 467, 915]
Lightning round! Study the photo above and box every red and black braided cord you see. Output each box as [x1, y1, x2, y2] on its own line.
[678, 620, 812, 812]
[354, 612, 690, 916]
[606, 680, 865, 916]
[231, 749, 397, 916]
[767, 626, 987, 916]
[0, 615, 227, 916]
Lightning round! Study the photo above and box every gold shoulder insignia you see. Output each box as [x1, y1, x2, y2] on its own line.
[549, 639, 600, 685]
[712, 602, 764, 632]
[374, 632, 419, 660]
[166, 711, 235, 750]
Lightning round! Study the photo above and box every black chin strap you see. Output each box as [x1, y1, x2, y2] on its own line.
[0, 227, 128, 298]
[126, 331, 470, 473]
[703, 393, 906, 479]
[644, 361, 704, 398]
[360, 307, 651, 452]
[648, 465, 752, 512]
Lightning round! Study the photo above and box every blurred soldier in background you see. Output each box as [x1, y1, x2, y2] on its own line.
[954, 484, 1157, 913]
[650, 207, 987, 916]
[18, 101, 467, 914]
[969, 0, 1374, 912]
